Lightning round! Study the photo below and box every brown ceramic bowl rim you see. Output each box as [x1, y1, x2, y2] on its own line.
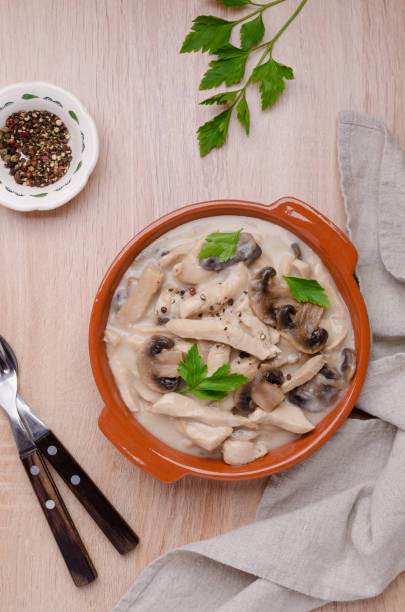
[89, 198, 370, 482]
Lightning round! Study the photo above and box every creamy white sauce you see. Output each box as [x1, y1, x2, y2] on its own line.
[105, 216, 355, 463]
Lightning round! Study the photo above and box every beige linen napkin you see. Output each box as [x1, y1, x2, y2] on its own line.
[113, 112, 405, 612]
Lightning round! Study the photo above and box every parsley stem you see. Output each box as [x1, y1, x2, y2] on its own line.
[229, 1, 307, 117]
[270, 0, 308, 46]
[233, 0, 287, 26]
[249, 0, 287, 7]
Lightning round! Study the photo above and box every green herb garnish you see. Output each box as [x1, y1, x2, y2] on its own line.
[180, 0, 308, 156]
[198, 229, 242, 262]
[178, 344, 248, 401]
[283, 276, 331, 308]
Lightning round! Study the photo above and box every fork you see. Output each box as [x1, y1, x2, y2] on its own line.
[0, 339, 97, 586]
[0, 335, 140, 583]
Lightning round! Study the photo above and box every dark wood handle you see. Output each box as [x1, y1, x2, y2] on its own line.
[35, 431, 139, 554]
[21, 451, 97, 587]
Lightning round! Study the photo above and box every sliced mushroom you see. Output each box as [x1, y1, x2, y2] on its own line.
[248, 266, 297, 327]
[179, 263, 248, 318]
[251, 374, 285, 412]
[248, 266, 278, 325]
[166, 318, 278, 361]
[222, 439, 267, 466]
[180, 421, 232, 452]
[136, 335, 182, 393]
[278, 303, 328, 354]
[206, 343, 231, 375]
[281, 354, 326, 393]
[199, 232, 262, 271]
[116, 263, 164, 324]
[288, 367, 341, 412]
[234, 370, 284, 415]
[341, 348, 357, 383]
[248, 403, 315, 434]
[291, 243, 302, 259]
[149, 393, 252, 427]
[234, 380, 255, 414]
[131, 374, 162, 404]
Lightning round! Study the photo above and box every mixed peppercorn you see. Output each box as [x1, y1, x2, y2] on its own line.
[0, 110, 72, 187]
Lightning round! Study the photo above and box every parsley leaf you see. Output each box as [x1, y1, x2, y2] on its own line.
[241, 14, 265, 50]
[283, 276, 331, 308]
[177, 344, 208, 389]
[197, 108, 233, 156]
[216, 0, 250, 6]
[215, 44, 248, 59]
[198, 229, 242, 262]
[251, 58, 294, 110]
[200, 52, 248, 89]
[180, 16, 235, 54]
[178, 345, 248, 401]
[236, 93, 250, 135]
[182, 0, 308, 155]
[200, 91, 239, 106]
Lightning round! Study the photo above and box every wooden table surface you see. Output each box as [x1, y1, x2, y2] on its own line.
[1, 1, 404, 610]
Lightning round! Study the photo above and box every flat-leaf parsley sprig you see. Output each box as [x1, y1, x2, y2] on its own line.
[177, 344, 248, 401]
[198, 229, 242, 263]
[283, 276, 331, 308]
[180, 0, 308, 156]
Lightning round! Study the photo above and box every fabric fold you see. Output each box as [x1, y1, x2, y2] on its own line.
[113, 112, 405, 612]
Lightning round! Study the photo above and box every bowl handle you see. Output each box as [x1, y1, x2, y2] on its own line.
[98, 406, 188, 483]
[265, 197, 358, 277]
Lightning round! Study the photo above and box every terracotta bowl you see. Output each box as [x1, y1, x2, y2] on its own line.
[89, 198, 370, 482]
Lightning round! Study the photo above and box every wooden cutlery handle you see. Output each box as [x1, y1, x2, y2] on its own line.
[35, 431, 139, 554]
[21, 451, 97, 587]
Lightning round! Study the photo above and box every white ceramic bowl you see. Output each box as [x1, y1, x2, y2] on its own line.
[0, 82, 99, 212]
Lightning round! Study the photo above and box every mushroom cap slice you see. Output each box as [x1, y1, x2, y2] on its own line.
[287, 368, 341, 412]
[234, 370, 285, 415]
[251, 379, 284, 413]
[341, 348, 357, 383]
[199, 232, 262, 271]
[137, 335, 182, 394]
[248, 266, 278, 326]
[234, 381, 255, 414]
[279, 303, 329, 354]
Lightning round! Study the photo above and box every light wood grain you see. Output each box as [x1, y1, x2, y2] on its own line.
[0, 0, 404, 610]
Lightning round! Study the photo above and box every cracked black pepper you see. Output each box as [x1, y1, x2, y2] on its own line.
[0, 110, 72, 187]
